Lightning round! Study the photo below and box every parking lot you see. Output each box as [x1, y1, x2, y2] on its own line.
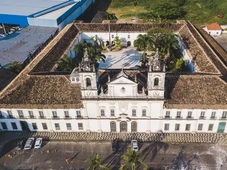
[0, 140, 227, 170]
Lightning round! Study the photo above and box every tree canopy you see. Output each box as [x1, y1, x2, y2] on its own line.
[5, 61, 25, 74]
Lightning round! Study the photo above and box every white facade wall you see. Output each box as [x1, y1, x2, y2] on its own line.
[1, 107, 227, 133]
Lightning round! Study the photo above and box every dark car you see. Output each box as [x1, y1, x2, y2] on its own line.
[112, 139, 119, 151]
[16, 140, 25, 150]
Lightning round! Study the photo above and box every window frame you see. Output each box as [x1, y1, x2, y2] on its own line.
[1, 122, 7, 130]
[32, 123, 38, 130]
[198, 124, 203, 131]
[142, 109, 146, 117]
[17, 110, 24, 118]
[76, 111, 81, 117]
[78, 123, 83, 130]
[66, 123, 72, 130]
[132, 109, 136, 117]
[42, 123, 48, 130]
[110, 109, 115, 117]
[100, 109, 105, 117]
[175, 124, 180, 131]
[164, 124, 169, 131]
[208, 124, 213, 131]
[11, 122, 18, 130]
[185, 124, 191, 131]
[55, 123, 60, 130]
[64, 111, 69, 118]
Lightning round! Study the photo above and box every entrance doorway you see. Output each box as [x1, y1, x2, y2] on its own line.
[20, 121, 30, 131]
[120, 121, 127, 132]
[217, 122, 226, 133]
[110, 121, 116, 132]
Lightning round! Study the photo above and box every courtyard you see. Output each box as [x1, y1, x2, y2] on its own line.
[99, 47, 142, 69]
[0, 140, 226, 170]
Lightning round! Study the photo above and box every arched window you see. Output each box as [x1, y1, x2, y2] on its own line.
[132, 109, 136, 116]
[131, 121, 137, 132]
[101, 109, 105, 116]
[154, 77, 159, 86]
[110, 121, 116, 132]
[142, 109, 146, 116]
[86, 78, 91, 87]
[111, 109, 115, 116]
[72, 77, 75, 82]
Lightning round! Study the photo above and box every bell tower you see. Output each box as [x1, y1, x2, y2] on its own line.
[70, 48, 98, 97]
[147, 50, 165, 99]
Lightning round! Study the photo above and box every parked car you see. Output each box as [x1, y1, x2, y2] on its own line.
[24, 138, 35, 150]
[112, 139, 119, 151]
[34, 138, 42, 149]
[16, 140, 25, 150]
[131, 140, 139, 152]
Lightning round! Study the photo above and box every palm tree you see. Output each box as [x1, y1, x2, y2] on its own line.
[86, 153, 109, 170]
[133, 34, 149, 51]
[160, 33, 180, 61]
[5, 61, 24, 74]
[88, 46, 106, 64]
[57, 54, 76, 72]
[120, 148, 148, 170]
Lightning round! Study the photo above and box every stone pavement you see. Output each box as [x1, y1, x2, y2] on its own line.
[1, 131, 227, 155]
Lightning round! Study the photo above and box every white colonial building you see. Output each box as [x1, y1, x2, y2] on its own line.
[0, 21, 227, 134]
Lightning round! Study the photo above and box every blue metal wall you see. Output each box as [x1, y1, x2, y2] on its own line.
[0, 14, 28, 28]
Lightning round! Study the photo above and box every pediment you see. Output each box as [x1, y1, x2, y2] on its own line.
[108, 76, 137, 85]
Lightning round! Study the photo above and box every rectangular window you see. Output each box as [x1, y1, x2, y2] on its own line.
[1, 122, 7, 130]
[17, 110, 24, 118]
[111, 109, 115, 116]
[222, 111, 227, 118]
[185, 124, 190, 131]
[52, 111, 57, 118]
[198, 124, 203, 131]
[39, 111, 44, 118]
[208, 124, 213, 131]
[28, 111, 34, 118]
[42, 123, 48, 130]
[32, 123, 37, 130]
[55, 123, 60, 130]
[128, 34, 130, 39]
[187, 111, 192, 118]
[11, 122, 17, 130]
[132, 109, 136, 116]
[165, 111, 170, 118]
[112, 35, 114, 38]
[211, 112, 216, 118]
[142, 109, 146, 117]
[101, 110, 105, 116]
[66, 123, 72, 130]
[78, 123, 83, 130]
[76, 111, 81, 117]
[64, 111, 69, 118]
[7, 110, 13, 118]
[176, 111, 181, 118]
[175, 124, 180, 131]
[200, 111, 205, 119]
[164, 124, 169, 131]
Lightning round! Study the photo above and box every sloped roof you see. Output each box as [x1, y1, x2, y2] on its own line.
[206, 22, 222, 31]
[74, 23, 184, 32]
[0, 75, 82, 109]
[0, 68, 17, 91]
[165, 74, 227, 109]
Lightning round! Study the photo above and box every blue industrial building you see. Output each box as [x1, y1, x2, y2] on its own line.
[0, 0, 95, 29]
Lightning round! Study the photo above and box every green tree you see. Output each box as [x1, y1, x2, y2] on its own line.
[172, 58, 186, 72]
[86, 154, 109, 170]
[88, 46, 106, 63]
[114, 36, 122, 49]
[152, 0, 184, 20]
[5, 61, 24, 74]
[104, 12, 117, 20]
[134, 34, 149, 51]
[120, 148, 148, 170]
[57, 54, 76, 72]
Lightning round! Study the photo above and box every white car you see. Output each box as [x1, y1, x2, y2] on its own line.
[131, 140, 139, 152]
[24, 138, 35, 150]
[34, 138, 42, 149]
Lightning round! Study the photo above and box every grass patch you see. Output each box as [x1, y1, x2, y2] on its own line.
[104, 0, 227, 24]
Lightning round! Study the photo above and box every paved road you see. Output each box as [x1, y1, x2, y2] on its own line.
[0, 141, 226, 170]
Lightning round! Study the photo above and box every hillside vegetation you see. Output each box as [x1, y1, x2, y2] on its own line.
[107, 0, 227, 24]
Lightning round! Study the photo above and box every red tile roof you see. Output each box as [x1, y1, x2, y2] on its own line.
[206, 22, 222, 30]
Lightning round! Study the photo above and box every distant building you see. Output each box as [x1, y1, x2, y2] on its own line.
[205, 22, 223, 36]
[0, 0, 95, 30]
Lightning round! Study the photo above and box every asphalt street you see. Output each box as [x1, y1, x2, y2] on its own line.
[0, 141, 226, 170]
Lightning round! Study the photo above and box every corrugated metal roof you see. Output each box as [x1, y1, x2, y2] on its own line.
[0, 26, 57, 67]
[0, 0, 70, 16]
